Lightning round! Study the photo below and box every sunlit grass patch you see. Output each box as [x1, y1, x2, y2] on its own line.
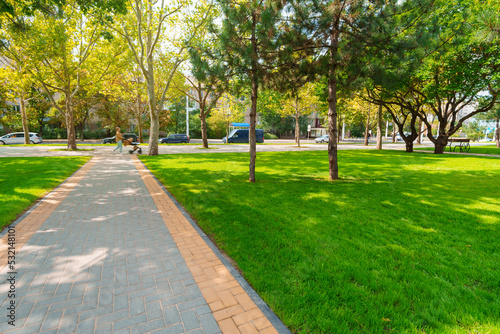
[0, 156, 90, 230]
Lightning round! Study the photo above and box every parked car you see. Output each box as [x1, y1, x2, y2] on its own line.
[159, 134, 190, 144]
[0, 132, 43, 144]
[101, 133, 138, 144]
[222, 129, 264, 143]
[315, 135, 329, 143]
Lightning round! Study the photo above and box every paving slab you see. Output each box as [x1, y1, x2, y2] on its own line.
[0, 154, 288, 333]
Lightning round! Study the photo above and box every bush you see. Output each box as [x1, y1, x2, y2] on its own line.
[83, 130, 108, 139]
[264, 133, 278, 139]
[41, 128, 67, 139]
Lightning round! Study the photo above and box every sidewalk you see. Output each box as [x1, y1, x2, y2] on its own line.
[0, 154, 287, 333]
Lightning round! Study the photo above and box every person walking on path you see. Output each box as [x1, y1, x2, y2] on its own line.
[113, 127, 124, 153]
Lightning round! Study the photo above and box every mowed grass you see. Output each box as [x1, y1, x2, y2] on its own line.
[0, 157, 90, 230]
[416, 144, 500, 155]
[141, 150, 500, 333]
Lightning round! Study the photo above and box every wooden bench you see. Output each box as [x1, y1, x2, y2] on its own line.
[448, 138, 470, 153]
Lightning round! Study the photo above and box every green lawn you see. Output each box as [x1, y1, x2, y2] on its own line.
[141, 150, 500, 334]
[416, 144, 500, 155]
[0, 156, 90, 230]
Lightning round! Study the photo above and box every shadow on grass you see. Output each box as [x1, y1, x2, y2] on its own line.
[141, 150, 500, 334]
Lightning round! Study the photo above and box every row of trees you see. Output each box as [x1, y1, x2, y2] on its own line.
[187, 0, 500, 181]
[1, 0, 500, 182]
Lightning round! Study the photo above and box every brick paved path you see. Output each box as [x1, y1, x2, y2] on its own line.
[0, 155, 284, 333]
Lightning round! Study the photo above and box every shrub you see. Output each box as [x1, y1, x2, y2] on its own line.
[264, 133, 278, 139]
[41, 128, 67, 139]
[83, 130, 108, 139]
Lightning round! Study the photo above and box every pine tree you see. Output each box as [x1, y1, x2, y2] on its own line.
[210, 0, 282, 182]
[282, 0, 418, 179]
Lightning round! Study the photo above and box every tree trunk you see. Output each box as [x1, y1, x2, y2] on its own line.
[416, 125, 421, 145]
[376, 105, 382, 150]
[20, 94, 30, 144]
[392, 129, 396, 143]
[65, 94, 77, 150]
[137, 91, 143, 143]
[249, 11, 258, 183]
[327, 27, 339, 181]
[200, 111, 209, 148]
[295, 111, 300, 147]
[145, 2, 159, 155]
[434, 136, 448, 154]
[337, 115, 341, 143]
[149, 111, 159, 154]
[405, 142, 414, 153]
[496, 119, 499, 148]
[249, 76, 258, 183]
[138, 118, 143, 143]
[364, 110, 370, 146]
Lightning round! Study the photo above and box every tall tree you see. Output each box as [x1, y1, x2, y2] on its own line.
[186, 12, 233, 149]
[111, 0, 210, 155]
[477, 101, 500, 148]
[0, 56, 37, 143]
[1, 3, 126, 149]
[212, 0, 281, 182]
[416, 43, 500, 153]
[286, 0, 420, 179]
[261, 84, 319, 147]
[176, 74, 227, 148]
[367, 88, 424, 152]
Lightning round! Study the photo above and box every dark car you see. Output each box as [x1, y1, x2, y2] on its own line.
[222, 129, 264, 143]
[101, 133, 138, 144]
[159, 134, 190, 144]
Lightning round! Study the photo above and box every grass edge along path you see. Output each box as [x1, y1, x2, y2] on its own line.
[141, 150, 500, 334]
[0, 156, 91, 231]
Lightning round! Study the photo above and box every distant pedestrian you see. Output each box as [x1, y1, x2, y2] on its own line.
[113, 127, 124, 153]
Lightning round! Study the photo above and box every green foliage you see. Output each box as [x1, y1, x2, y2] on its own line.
[162, 98, 186, 135]
[349, 123, 365, 138]
[264, 132, 278, 139]
[259, 112, 308, 137]
[462, 121, 486, 142]
[0, 0, 127, 18]
[206, 114, 226, 139]
[477, 101, 500, 122]
[41, 127, 67, 139]
[188, 112, 201, 139]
